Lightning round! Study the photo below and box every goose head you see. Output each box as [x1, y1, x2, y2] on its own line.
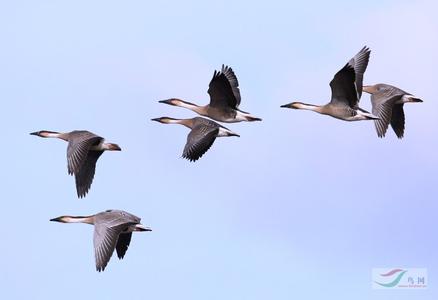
[281, 102, 304, 109]
[50, 215, 94, 224]
[281, 102, 319, 110]
[29, 130, 61, 138]
[158, 98, 185, 106]
[362, 85, 380, 94]
[151, 117, 181, 124]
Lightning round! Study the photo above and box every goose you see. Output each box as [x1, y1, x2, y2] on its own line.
[281, 46, 379, 121]
[151, 117, 239, 161]
[30, 130, 121, 198]
[50, 209, 151, 272]
[159, 65, 261, 123]
[363, 83, 423, 138]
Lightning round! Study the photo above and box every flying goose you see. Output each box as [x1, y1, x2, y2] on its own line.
[151, 117, 239, 161]
[50, 209, 151, 272]
[30, 130, 121, 198]
[363, 83, 423, 138]
[159, 65, 262, 123]
[281, 46, 379, 121]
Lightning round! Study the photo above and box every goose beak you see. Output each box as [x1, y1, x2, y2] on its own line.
[280, 103, 292, 108]
[50, 216, 63, 222]
[29, 131, 39, 136]
[362, 85, 373, 94]
[158, 99, 175, 105]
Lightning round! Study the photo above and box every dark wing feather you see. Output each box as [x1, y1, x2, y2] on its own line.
[116, 233, 132, 259]
[221, 65, 241, 106]
[372, 102, 393, 138]
[329, 64, 358, 108]
[208, 66, 240, 109]
[74, 150, 104, 198]
[94, 226, 123, 272]
[182, 125, 219, 162]
[66, 131, 102, 175]
[93, 211, 138, 272]
[390, 104, 405, 139]
[348, 46, 371, 99]
[370, 88, 404, 138]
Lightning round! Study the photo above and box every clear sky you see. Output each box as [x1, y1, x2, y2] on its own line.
[1, 0, 437, 299]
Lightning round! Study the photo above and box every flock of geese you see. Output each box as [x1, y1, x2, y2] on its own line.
[30, 46, 422, 272]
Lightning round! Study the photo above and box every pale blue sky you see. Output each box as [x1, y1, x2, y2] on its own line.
[1, 0, 437, 299]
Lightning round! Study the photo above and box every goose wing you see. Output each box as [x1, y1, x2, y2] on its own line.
[390, 104, 405, 138]
[208, 65, 241, 109]
[329, 63, 358, 108]
[370, 86, 405, 138]
[183, 124, 219, 162]
[116, 233, 132, 259]
[348, 46, 371, 99]
[372, 100, 394, 137]
[93, 210, 139, 272]
[66, 131, 103, 175]
[74, 150, 104, 198]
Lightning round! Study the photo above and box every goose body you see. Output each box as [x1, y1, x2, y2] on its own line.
[281, 46, 378, 122]
[30, 130, 121, 198]
[50, 209, 151, 272]
[159, 65, 262, 123]
[363, 83, 423, 138]
[151, 116, 239, 161]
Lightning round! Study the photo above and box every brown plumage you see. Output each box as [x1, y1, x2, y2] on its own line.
[30, 130, 121, 198]
[151, 117, 239, 161]
[363, 83, 423, 138]
[50, 209, 151, 272]
[158, 65, 262, 123]
[281, 46, 378, 122]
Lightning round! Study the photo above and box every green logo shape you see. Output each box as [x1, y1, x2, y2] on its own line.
[375, 270, 407, 288]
